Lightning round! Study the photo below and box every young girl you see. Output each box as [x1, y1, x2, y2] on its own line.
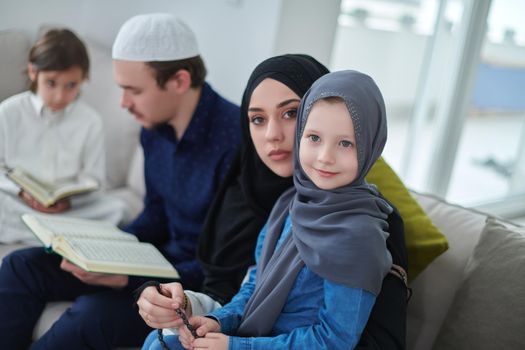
[178, 70, 399, 349]
[0, 28, 125, 244]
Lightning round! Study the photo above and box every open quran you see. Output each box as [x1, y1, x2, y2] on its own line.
[22, 213, 179, 279]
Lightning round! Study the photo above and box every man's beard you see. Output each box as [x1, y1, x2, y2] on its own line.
[151, 122, 169, 131]
[128, 107, 167, 130]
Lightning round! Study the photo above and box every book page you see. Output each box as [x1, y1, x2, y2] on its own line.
[22, 214, 136, 247]
[52, 176, 99, 197]
[57, 237, 179, 278]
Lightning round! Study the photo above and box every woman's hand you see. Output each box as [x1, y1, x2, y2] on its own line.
[60, 259, 128, 288]
[19, 190, 71, 213]
[137, 282, 188, 329]
[178, 316, 222, 349]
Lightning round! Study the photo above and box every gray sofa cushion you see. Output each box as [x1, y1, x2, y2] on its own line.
[0, 30, 30, 102]
[433, 218, 525, 350]
[407, 192, 487, 350]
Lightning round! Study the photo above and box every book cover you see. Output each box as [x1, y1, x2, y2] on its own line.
[6, 167, 99, 207]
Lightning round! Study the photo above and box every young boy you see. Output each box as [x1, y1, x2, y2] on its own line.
[0, 28, 125, 244]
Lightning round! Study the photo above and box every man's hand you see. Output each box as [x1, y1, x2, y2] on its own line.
[137, 282, 189, 329]
[60, 259, 128, 288]
[179, 316, 221, 349]
[19, 190, 71, 213]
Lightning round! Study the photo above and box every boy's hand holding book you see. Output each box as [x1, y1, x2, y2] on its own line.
[60, 258, 128, 288]
[7, 166, 98, 208]
[19, 190, 71, 213]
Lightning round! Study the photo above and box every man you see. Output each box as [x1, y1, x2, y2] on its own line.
[0, 13, 240, 349]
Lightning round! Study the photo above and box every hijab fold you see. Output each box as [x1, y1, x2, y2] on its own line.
[237, 70, 393, 336]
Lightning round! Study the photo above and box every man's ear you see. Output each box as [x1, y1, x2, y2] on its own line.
[166, 69, 192, 93]
[27, 63, 37, 81]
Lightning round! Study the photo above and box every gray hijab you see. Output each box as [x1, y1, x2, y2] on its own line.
[237, 70, 393, 337]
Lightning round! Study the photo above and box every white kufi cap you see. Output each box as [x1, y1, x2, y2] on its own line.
[112, 13, 199, 61]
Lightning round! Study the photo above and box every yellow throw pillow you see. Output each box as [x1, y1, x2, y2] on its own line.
[366, 157, 448, 282]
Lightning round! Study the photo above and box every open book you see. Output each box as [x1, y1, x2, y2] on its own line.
[22, 213, 180, 279]
[6, 167, 99, 207]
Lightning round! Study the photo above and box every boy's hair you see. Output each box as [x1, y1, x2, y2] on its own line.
[146, 56, 207, 89]
[28, 28, 90, 92]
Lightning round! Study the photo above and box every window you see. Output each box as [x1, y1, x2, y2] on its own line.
[331, 0, 525, 219]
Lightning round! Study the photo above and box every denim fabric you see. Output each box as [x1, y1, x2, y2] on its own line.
[0, 248, 152, 350]
[125, 83, 240, 290]
[141, 331, 159, 350]
[141, 330, 184, 350]
[210, 215, 376, 349]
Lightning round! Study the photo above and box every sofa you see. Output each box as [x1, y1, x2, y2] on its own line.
[1, 29, 524, 349]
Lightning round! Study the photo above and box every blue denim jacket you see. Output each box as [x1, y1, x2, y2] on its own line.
[209, 215, 376, 350]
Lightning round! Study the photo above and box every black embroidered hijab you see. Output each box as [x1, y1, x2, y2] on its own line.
[237, 70, 393, 336]
[197, 54, 329, 304]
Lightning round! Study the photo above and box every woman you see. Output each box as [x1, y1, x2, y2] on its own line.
[137, 56, 408, 349]
[179, 69, 406, 349]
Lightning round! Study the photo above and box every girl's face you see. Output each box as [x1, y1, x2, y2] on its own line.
[248, 78, 300, 177]
[28, 64, 84, 112]
[299, 99, 359, 190]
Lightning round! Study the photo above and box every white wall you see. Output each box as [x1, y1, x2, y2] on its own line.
[274, 0, 341, 67]
[0, 0, 284, 103]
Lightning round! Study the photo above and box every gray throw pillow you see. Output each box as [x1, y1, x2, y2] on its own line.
[433, 217, 525, 350]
